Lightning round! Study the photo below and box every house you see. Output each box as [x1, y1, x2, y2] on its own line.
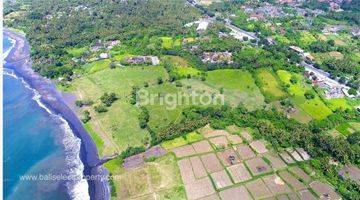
[99, 53, 109, 59]
[90, 40, 103, 52]
[202, 52, 233, 64]
[351, 28, 360, 37]
[303, 52, 314, 61]
[197, 20, 210, 32]
[124, 56, 159, 66]
[106, 40, 120, 50]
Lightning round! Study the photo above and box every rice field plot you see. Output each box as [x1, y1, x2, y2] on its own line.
[335, 122, 359, 136]
[114, 154, 186, 200]
[255, 68, 286, 101]
[277, 70, 332, 120]
[67, 46, 88, 57]
[205, 69, 265, 110]
[160, 37, 181, 49]
[83, 59, 111, 74]
[163, 56, 201, 77]
[325, 98, 352, 111]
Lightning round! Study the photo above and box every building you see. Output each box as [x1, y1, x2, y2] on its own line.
[289, 46, 305, 54]
[124, 56, 159, 65]
[202, 52, 233, 64]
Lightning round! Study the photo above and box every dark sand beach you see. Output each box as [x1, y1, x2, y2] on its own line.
[4, 29, 110, 200]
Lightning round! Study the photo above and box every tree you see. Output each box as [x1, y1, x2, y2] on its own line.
[304, 90, 315, 99]
[348, 88, 357, 96]
[290, 75, 298, 84]
[81, 110, 91, 123]
[100, 92, 117, 106]
[94, 105, 108, 113]
[157, 77, 163, 84]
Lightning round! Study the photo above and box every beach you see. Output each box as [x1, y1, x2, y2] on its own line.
[3, 29, 110, 200]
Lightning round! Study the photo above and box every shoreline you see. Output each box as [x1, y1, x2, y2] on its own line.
[3, 29, 110, 200]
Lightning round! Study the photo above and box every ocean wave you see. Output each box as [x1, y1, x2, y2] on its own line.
[3, 69, 90, 200]
[3, 37, 16, 63]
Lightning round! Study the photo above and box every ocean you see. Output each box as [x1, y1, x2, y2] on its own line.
[3, 35, 89, 199]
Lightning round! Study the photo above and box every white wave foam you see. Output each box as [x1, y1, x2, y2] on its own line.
[3, 69, 90, 200]
[3, 37, 16, 63]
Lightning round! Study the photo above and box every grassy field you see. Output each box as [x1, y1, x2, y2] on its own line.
[325, 98, 352, 111]
[163, 56, 201, 77]
[110, 154, 185, 200]
[67, 46, 88, 57]
[277, 70, 332, 120]
[161, 132, 203, 149]
[255, 68, 285, 100]
[70, 66, 167, 155]
[298, 31, 317, 48]
[83, 59, 111, 74]
[160, 37, 181, 49]
[335, 122, 360, 136]
[205, 69, 265, 110]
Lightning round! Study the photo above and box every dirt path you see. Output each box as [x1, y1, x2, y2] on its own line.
[76, 88, 120, 155]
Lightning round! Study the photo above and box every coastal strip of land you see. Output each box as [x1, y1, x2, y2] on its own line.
[3, 28, 110, 200]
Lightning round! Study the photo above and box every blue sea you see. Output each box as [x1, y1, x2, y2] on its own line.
[3, 35, 88, 199]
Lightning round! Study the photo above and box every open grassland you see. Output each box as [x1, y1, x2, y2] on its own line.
[297, 31, 317, 48]
[255, 68, 285, 100]
[277, 70, 332, 120]
[161, 37, 181, 49]
[70, 66, 167, 155]
[325, 98, 352, 111]
[162, 132, 203, 149]
[164, 56, 201, 77]
[205, 69, 265, 110]
[335, 122, 360, 136]
[67, 46, 88, 57]
[110, 154, 185, 200]
[83, 59, 111, 74]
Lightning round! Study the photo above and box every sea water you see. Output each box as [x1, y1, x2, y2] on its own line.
[3, 35, 88, 199]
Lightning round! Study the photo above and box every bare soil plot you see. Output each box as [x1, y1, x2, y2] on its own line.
[288, 167, 312, 183]
[309, 181, 341, 200]
[205, 130, 231, 138]
[192, 140, 213, 154]
[217, 148, 241, 166]
[278, 171, 307, 191]
[295, 148, 310, 160]
[123, 154, 145, 168]
[144, 145, 167, 159]
[227, 134, 243, 144]
[190, 156, 207, 179]
[172, 145, 196, 158]
[250, 140, 268, 154]
[286, 149, 303, 162]
[298, 189, 316, 200]
[245, 179, 273, 199]
[226, 125, 241, 134]
[197, 124, 213, 135]
[200, 153, 223, 173]
[235, 144, 256, 160]
[219, 185, 253, 200]
[287, 193, 300, 200]
[177, 159, 195, 184]
[185, 177, 216, 200]
[245, 157, 272, 176]
[209, 136, 229, 148]
[263, 152, 287, 171]
[197, 193, 220, 200]
[210, 170, 233, 189]
[279, 152, 295, 164]
[240, 130, 253, 142]
[227, 163, 252, 183]
[262, 175, 292, 195]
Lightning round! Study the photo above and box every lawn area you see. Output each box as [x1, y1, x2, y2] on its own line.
[66, 46, 88, 57]
[161, 132, 203, 149]
[205, 69, 265, 110]
[255, 68, 285, 100]
[70, 67, 167, 154]
[83, 59, 111, 74]
[110, 154, 185, 200]
[277, 70, 332, 120]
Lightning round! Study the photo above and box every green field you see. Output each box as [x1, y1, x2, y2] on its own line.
[298, 31, 317, 48]
[335, 122, 360, 136]
[83, 59, 111, 74]
[277, 70, 332, 120]
[255, 68, 285, 100]
[205, 69, 265, 110]
[164, 56, 201, 77]
[71, 66, 167, 155]
[161, 132, 203, 149]
[160, 37, 181, 49]
[67, 46, 88, 57]
[325, 98, 352, 111]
